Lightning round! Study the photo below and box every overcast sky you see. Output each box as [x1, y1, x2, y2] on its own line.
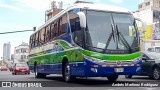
[0, 0, 144, 59]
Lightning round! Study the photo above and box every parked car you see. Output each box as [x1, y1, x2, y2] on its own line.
[125, 52, 160, 80]
[0, 66, 8, 71]
[12, 63, 30, 75]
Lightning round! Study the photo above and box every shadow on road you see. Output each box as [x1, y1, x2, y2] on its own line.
[125, 76, 156, 80]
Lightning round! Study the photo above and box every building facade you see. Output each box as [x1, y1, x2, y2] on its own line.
[45, 0, 63, 22]
[139, 0, 160, 11]
[134, 0, 160, 40]
[3, 42, 11, 61]
[14, 42, 29, 63]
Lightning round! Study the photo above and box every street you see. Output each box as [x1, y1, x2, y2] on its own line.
[0, 70, 160, 90]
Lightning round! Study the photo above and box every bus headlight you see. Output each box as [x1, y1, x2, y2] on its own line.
[133, 57, 141, 64]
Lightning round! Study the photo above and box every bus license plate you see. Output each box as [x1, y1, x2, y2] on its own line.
[114, 68, 124, 72]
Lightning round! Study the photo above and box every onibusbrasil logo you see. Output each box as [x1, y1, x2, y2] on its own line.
[1, 82, 42, 87]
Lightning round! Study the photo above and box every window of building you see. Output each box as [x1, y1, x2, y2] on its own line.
[145, 2, 150, 6]
[139, 5, 142, 8]
[21, 55, 26, 59]
[16, 49, 20, 53]
[21, 48, 27, 53]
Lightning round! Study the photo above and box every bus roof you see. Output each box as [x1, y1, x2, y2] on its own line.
[73, 3, 130, 13]
[31, 3, 130, 36]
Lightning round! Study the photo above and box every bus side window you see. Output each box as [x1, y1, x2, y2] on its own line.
[58, 14, 67, 36]
[51, 23, 54, 39]
[30, 36, 33, 48]
[59, 17, 63, 35]
[39, 28, 45, 45]
[45, 25, 51, 42]
[69, 12, 82, 46]
[35, 32, 39, 47]
[54, 21, 58, 37]
[62, 14, 67, 34]
[37, 31, 40, 46]
[32, 34, 36, 47]
[57, 19, 61, 36]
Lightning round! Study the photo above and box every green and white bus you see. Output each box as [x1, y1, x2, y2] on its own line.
[29, 1, 145, 82]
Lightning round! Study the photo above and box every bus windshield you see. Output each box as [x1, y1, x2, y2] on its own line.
[85, 10, 139, 54]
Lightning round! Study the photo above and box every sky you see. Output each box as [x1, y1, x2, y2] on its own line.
[0, 0, 144, 59]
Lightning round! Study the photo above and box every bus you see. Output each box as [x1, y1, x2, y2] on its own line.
[29, 1, 145, 82]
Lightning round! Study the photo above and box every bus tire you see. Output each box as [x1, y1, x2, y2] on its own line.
[107, 75, 118, 82]
[125, 75, 132, 79]
[34, 64, 46, 78]
[63, 62, 76, 83]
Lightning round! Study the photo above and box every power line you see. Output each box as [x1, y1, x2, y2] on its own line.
[0, 27, 36, 34]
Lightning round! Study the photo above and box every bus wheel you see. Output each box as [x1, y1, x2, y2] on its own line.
[107, 75, 118, 82]
[63, 62, 76, 83]
[125, 75, 132, 79]
[35, 64, 46, 78]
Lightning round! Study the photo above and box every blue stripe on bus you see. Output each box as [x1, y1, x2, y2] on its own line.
[29, 59, 142, 76]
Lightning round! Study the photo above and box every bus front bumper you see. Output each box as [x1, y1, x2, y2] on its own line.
[83, 65, 141, 77]
[70, 60, 142, 77]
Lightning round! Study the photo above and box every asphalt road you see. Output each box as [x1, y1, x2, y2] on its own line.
[0, 70, 160, 90]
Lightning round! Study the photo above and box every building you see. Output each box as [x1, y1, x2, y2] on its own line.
[11, 54, 15, 61]
[45, 0, 63, 21]
[0, 60, 2, 66]
[3, 42, 11, 61]
[138, 0, 160, 11]
[134, 0, 160, 51]
[134, 0, 160, 40]
[14, 42, 29, 63]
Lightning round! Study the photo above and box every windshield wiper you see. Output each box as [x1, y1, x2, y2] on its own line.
[102, 24, 115, 53]
[115, 25, 132, 53]
[102, 33, 113, 53]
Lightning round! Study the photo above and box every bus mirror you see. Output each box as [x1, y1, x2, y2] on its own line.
[135, 18, 146, 33]
[77, 12, 86, 28]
